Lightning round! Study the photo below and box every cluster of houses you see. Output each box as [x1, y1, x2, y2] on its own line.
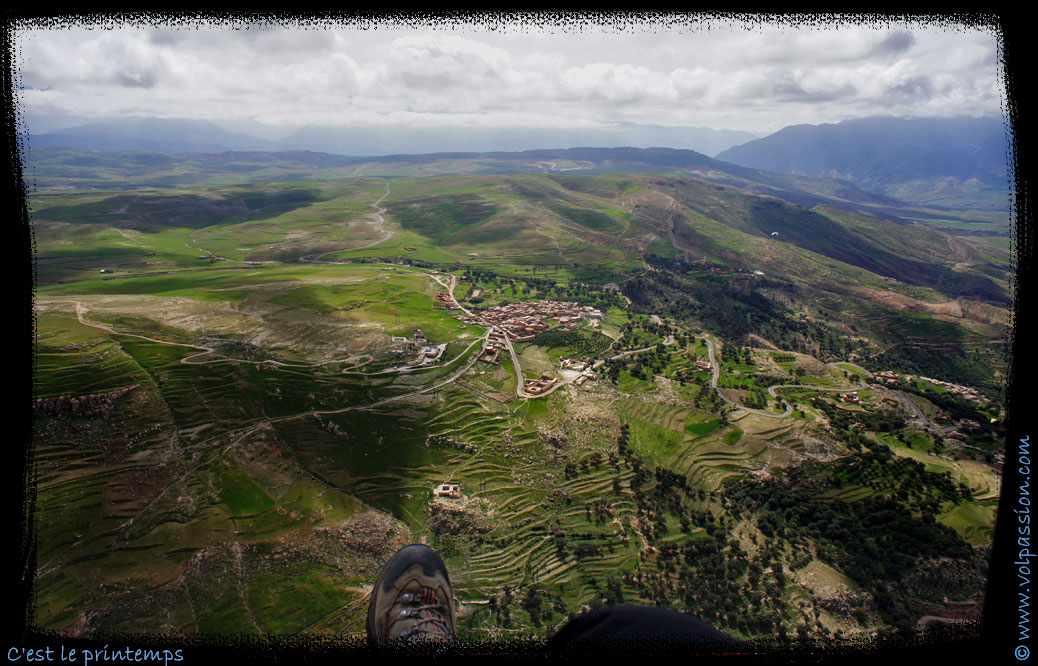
[559, 357, 596, 386]
[914, 375, 988, 404]
[456, 300, 603, 342]
[873, 370, 987, 405]
[469, 302, 605, 394]
[559, 357, 589, 371]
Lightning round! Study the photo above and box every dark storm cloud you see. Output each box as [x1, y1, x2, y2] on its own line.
[870, 30, 915, 57]
[146, 28, 183, 47]
[885, 75, 934, 103]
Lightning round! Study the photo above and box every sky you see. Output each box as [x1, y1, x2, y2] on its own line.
[12, 14, 1005, 137]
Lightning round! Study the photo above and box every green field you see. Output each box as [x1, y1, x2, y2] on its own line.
[29, 162, 1004, 641]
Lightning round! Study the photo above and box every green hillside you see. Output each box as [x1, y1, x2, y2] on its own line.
[29, 154, 1005, 642]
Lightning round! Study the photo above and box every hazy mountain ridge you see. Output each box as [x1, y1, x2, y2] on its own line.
[716, 116, 1011, 210]
[28, 114, 1013, 211]
[27, 116, 758, 158]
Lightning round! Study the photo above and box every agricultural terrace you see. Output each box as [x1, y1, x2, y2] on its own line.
[30, 174, 1001, 641]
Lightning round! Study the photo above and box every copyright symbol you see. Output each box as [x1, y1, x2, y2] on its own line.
[1017, 645, 1030, 660]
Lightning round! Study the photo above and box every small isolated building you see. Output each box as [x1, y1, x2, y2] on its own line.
[434, 482, 461, 499]
[523, 373, 558, 396]
[875, 370, 901, 384]
[560, 357, 588, 371]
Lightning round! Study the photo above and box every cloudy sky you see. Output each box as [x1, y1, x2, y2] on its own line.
[13, 15, 1004, 136]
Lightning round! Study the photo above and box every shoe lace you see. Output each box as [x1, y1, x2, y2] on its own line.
[387, 587, 452, 642]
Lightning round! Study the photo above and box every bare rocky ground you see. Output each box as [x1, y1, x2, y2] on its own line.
[428, 497, 497, 535]
[646, 375, 686, 406]
[310, 510, 412, 568]
[34, 385, 138, 419]
[551, 380, 623, 450]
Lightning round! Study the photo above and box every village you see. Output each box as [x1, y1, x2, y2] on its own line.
[453, 299, 604, 396]
[410, 282, 997, 503]
[872, 370, 988, 404]
[454, 299, 604, 341]
[379, 277, 609, 397]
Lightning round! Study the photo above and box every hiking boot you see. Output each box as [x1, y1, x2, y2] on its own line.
[367, 544, 457, 646]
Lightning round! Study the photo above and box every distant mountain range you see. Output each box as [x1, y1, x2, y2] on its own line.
[28, 118, 283, 153]
[716, 116, 1011, 210]
[24, 114, 1014, 211]
[25, 117, 758, 158]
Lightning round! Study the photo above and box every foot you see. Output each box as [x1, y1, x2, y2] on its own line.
[367, 544, 457, 645]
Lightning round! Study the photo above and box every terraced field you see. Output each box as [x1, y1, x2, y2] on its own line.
[618, 400, 771, 491]
[880, 434, 1002, 502]
[29, 166, 1004, 642]
[457, 458, 640, 602]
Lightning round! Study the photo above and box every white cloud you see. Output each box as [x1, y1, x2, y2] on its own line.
[13, 17, 1004, 135]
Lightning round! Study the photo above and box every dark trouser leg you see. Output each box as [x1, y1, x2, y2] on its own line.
[547, 604, 753, 654]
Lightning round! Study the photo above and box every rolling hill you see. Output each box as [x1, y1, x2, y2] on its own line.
[26, 147, 1008, 643]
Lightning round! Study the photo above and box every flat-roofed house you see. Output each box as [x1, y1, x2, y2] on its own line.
[434, 482, 461, 499]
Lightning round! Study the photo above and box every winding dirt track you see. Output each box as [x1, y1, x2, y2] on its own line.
[65, 300, 337, 369]
[34, 267, 485, 580]
[62, 290, 914, 422]
[54, 244, 928, 430]
[699, 334, 905, 420]
[300, 180, 393, 264]
[52, 261, 488, 418]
